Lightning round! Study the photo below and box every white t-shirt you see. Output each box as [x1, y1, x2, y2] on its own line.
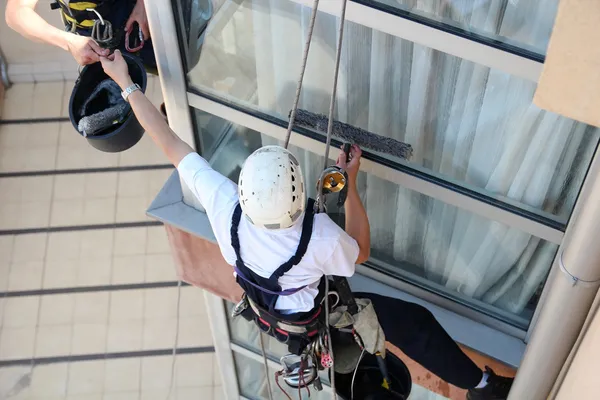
[177, 152, 360, 313]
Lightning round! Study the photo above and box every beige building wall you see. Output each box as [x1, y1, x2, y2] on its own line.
[555, 299, 600, 400]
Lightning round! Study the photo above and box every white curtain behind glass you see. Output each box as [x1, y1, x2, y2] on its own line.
[216, 0, 599, 317]
[378, 0, 559, 54]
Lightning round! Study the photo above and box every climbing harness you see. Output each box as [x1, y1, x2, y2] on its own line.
[51, 0, 113, 31]
[231, 198, 327, 356]
[51, 0, 120, 49]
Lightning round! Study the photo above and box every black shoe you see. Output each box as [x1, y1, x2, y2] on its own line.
[467, 367, 514, 400]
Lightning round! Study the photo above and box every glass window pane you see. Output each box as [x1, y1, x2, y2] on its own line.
[172, 0, 214, 74]
[226, 302, 291, 360]
[194, 109, 559, 329]
[367, 0, 559, 56]
[182, 0, 600, 224]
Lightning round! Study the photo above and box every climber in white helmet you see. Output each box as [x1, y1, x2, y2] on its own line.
[100, 50, 514, 400]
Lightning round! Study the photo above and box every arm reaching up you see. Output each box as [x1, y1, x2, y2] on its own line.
[336, 145, 371, 264]
[100, 50, 194, 167]
[5, 0, 110, 65]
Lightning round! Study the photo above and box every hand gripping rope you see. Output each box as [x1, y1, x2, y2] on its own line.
[264, 0, 350, 399]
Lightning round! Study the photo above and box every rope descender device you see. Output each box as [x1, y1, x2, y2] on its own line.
[316, 142, 352, 211]
[317, 167, 346, 194]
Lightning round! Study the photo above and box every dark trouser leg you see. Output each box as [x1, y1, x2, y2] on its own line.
[354, 292, 483, 389]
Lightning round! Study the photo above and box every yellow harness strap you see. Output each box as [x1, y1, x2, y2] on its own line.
[56, 0, 99, 29]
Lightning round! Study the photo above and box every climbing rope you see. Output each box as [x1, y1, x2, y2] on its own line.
[264, 0, 350, 399]
[283, 0, 321, 150]
[319, 1, 350, 399]
[259, 332, 275, 400]
[166, 280, 183, 400]
[263, 0, 321, 396]
[318, 0, 349, 212]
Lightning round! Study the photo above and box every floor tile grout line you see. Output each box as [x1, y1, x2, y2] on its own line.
[0, 117, 70, 125]
[138, 223, 150, 397]
[46, 135, 67, 394]
[29, 169, 56, 389]
[0, 220, 164, 236]
[107, 164, 121, 386]
[65, 122, 79, 397]
[138, 286, 145, 395]
[0, 346, 215, 367]
[0, 281, 191, 298]
[0, 164, 173, 179]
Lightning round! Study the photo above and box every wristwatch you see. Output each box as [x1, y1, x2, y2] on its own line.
[121, 83, 141, 102]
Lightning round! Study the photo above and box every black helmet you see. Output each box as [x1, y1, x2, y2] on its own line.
[69, 52, 147, 153]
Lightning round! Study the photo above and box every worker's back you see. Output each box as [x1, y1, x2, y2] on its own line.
[219, 203, 359, 313]
[177, 151, 359, 313]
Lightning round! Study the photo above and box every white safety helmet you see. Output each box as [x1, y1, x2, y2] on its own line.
[238, 145, 306, 229]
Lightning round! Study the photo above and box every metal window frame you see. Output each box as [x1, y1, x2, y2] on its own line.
[289, 0, 543, 82]
[205, 292, 241, 399]
[146, 0, 205, 213]
[188, 92, 563, 245]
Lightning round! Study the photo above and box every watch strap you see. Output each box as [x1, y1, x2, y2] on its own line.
[121, 83, 141, 102]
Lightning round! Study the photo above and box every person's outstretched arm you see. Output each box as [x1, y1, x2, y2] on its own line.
[5, 0, 109, 65]
[337, 145, 371, 264]
[100, 50, 194, 166]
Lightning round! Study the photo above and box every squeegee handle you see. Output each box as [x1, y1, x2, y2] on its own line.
[332, 276, 358, 314]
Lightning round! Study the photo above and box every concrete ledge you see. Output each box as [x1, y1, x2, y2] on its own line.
[146, 170, 242, 302]
[147, 170, 217, 242]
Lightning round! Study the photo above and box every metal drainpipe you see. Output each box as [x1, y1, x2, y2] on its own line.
[550, 287, 600, 399]
[508, 149, 600, 400]
[0, 48, 11, 90]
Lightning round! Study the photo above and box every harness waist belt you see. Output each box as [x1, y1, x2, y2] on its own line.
[246, 296, 322, 335]
[233, 265, 306, 296]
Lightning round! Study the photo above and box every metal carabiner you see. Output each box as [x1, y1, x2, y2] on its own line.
[125, 22, 145, 53]
[91, 19, 114, 49]
[88, 8, 118, 50]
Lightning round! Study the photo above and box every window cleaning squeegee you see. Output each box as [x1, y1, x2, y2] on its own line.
[292, 109, 414, 160]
